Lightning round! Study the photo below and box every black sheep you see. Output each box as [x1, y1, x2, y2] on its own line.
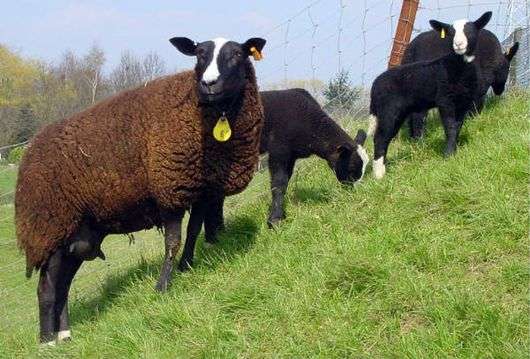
[368, 12, 492, 179]
[175, 88, 369, 269]
[402, 21, 519, 139]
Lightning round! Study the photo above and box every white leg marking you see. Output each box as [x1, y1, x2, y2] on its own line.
[202, 38, 229, 84]
[367, 115, 377, 137]
[356, 144, 370, 182]
[203, 241, 214, 249]
[452, 19, 469, 55]
[373, 157, 386, 179]
[41, 340, 56, 347]
[57, 330, 71, 342]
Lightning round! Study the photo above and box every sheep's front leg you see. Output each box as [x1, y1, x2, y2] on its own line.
[204, 196, 225, 246]
[267, 155, 295, 228]
[178, 201, 206, 271]
[155, 209, 184, 292]
[440, 107, 464, 157]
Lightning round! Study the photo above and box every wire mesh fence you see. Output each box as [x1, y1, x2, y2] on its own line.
[0, 0, 528, 336]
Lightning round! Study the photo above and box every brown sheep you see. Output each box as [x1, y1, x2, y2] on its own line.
[15, 36, 266, 344]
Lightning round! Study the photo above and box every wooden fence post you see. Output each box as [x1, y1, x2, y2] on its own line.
[388, 0, 420, 68]
[509, 27, 523, 86]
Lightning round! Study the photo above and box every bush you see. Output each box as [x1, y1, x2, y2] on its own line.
[323, 69, 363, 116]
[7, 145, 25, 164]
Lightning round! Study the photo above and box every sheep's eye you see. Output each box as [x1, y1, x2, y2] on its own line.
[234, 51, 243, 58]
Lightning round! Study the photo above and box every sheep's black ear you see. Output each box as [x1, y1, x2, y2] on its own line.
[242, 38, 266, 57]
[335, 144, 353, 182]
[353, 129, 367, 145]
[474, 11, 492, 30]
[169, 37, 197, 56]
[429, 20, 451, 34]
[505, 42, 519, 62]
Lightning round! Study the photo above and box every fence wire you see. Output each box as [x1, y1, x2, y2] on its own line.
[0, 0, 528, 335]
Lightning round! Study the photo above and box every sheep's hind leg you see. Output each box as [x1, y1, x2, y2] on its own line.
[38, 247, 82, 344]
[155, 209, 185, 292]
[408, 111, 427, 140]
[267, 155, 296, 228]
[373, 115, 398, 179]
[54, 253, 82, 343]
[178, 201, 207, 271]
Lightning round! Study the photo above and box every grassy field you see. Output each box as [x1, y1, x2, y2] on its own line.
[0, 90, 528, 358]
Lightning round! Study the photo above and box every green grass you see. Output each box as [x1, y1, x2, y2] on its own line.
[0, 90, 528, 358]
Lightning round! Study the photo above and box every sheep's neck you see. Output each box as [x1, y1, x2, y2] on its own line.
[312, 116, 353, 161]
[200, 93, 244, 127]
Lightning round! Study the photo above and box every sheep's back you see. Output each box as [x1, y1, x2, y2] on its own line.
[15, 73, 190, 268]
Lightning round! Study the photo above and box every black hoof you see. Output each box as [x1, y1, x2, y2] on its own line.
[443, 149, 456, 158]
[39, 332, 57, 346]
[178, 260, 192, 272]
[155, 279, 169, 292]
[267, 217, 282, 229]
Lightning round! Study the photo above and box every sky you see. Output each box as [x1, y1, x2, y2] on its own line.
[0, 0, 516, 87]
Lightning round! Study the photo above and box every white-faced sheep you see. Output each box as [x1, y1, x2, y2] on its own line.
[15, 36, 266, 344]
[172, 88, 369, 268]
[401, 19, 519, 139]
[368, 12, 492, 179]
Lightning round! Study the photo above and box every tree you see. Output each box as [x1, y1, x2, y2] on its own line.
[81, 44, 106, 104]
[142, 51, 166, 83]
[323, 69, 362, 116]
[13, 104, 38, 143]
[0, 45, 39, 107]
[110, 50, 166, 93]
[109, 51, 144, 92]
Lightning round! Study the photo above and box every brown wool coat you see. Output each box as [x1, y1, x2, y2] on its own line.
[15, 62, 263, 271]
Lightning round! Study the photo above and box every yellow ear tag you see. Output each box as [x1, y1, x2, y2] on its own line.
[441, 28, 446, 39]
[213, 115, 231, 142]
[250, 46, 263, 61]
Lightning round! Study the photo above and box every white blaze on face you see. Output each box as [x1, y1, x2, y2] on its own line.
[202, 37, 229, 84]
[452, 19, 469, 55]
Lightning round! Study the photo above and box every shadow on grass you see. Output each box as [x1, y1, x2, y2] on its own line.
[292, 186, 333, 204]
[69, 214, 258, 327]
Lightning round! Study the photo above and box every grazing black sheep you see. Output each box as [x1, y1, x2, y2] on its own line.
[16, 36, 266, 345]
[401, 21, 519, 139]
[368, 12, 492, 179]
[175, 88, 369, 269]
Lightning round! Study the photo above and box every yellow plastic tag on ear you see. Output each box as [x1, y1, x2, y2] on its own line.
[250, 46, 263, 61]
[441, 28, 446, 39]
[213, 116, 231, 142]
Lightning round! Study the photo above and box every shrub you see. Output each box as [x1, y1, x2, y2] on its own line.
[7, 145, 25, 164]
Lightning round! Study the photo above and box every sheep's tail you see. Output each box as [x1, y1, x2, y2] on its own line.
[367, 114, 377, 137]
